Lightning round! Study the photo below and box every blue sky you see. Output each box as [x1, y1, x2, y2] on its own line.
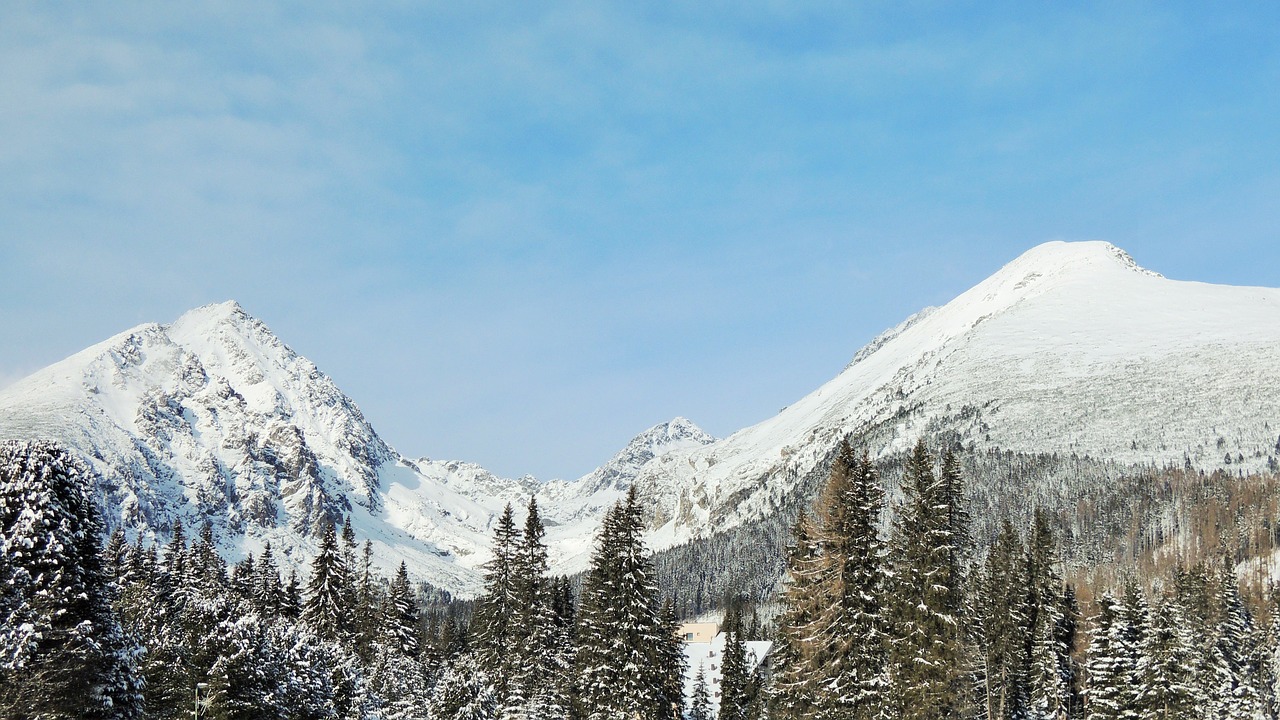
[2, 2, 1278, 479]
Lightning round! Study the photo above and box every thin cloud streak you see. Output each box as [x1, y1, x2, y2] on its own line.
[1, 3, 1278, 478]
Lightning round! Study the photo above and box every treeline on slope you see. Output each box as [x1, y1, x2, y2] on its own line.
[0, 440, 689, 720]
[651, 433, 1280, 618]
[10, 431, 1280, 719]
[767, 437, 1280, 720]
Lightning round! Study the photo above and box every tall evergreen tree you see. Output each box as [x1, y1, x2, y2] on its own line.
[769, 509, 824, 719]
[1209, 561, 1264, 718]
[976, 519, 1028, 720]
[473, 503, 522, 702]
[303, 519, 351, 642]
[574, 486, 678, 720]
[887, 439, 965, 719]
[691, 663, 713, 720]
[658, 598, 688, 720]
[385, 561, 421, 657]
[1136, 597, 1199, 719]
[719, 604, 750, 720]
[770, 440, 890, 720]
[1024, 510, 1076, 720]
[0, 441, 144, 719]
[1084, 578, 1148, 720]
[505, 496, 572, 718]
[253, 542, 284, 617]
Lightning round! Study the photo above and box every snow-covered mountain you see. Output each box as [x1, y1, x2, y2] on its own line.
[0, 300, 714, 594]
[3, 241, 1278, 594]
[630, 241, 1280, 546]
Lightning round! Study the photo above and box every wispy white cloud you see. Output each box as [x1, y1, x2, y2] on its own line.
[1, 2, 1278, 478]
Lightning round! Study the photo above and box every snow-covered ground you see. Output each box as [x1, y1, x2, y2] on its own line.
[3, 242, 1278, 595]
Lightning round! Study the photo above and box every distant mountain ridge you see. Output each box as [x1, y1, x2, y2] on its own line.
[3, 241, 1279, 595]
[0, 300, 716, 593]
[626, 241, 1280, 549]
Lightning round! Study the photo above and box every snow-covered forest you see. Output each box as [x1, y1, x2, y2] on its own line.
[6, 437, 1280, 719]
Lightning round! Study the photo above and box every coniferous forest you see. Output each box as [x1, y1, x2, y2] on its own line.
[7, 437, 1280, 719]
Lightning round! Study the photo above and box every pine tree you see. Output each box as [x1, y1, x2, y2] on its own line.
[769, 510, 824, 719]
[574, 486, 677, 720]
[1136, 597, 1199, 719]
[430, 652, 498, 720]
[368, 642, 432, 720]
[719, 605, 750, 720]
[1027, 589, 1071, 720]
[504, 497, 572, 718]
[303, 518, 351, 642]
[1209, 561, 1264, 718]
[691, 663, 713, 720]
[191, 520, 226, 590]
[976, 519, 1028, 720]
[1083, 578, 1148, 720]
[0, 441, 144, 719]
[253, 542, 284, 617]
[657, 598, 688, 720]
[1084, 592, 1127, 720]
[282, 569, 303, 620]
[385, 561, 421, 657]
[1024, 511, 1076, 720]
[353, 539, 380, 664]
[166, 517, 188, 582]
[474, 503, 522, 702]
[887, 439, 964, 719]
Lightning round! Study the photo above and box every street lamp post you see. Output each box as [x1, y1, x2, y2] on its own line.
[194, 682, 209, 720]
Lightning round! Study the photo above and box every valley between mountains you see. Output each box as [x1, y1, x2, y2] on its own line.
[3, 240, 1279, 596]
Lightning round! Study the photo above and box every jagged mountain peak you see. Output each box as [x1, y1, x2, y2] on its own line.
[631, 416, 715, 447]
[0, 302, 399, 567]
[576, 417, 716, 494]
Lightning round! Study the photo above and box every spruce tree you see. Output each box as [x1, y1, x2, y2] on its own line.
[719, 604, 750, 720]
[1137, 597, 1199, 719]
[303, 519, 351, 642]
[253, 542, 284, 617]
[770, 440, 890, 720]
[505, 496, 573, 718]
[473, 503, 522, 702]
[976, 519, 1028, 720]
[1084, 591, 1127, 720]
[658, 597, 688, 720]
[1210, 561, 1264, 718]
[887, 439, 964, 719]
[1023, 510, 1076, 720]
[691, 663, 713, 720]
[353, 539, 380, 664]
[385, 561, 421, 657]
[573, 487, 676, 720]
[0, 441, 144, 719]
[430, 652, 498, 720]
[769, 509, 824, 719]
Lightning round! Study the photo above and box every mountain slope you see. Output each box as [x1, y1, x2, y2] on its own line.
[631, 241, 1280, 547]
[3, 241, 1278, 594]
[0, 302, 715, 592]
